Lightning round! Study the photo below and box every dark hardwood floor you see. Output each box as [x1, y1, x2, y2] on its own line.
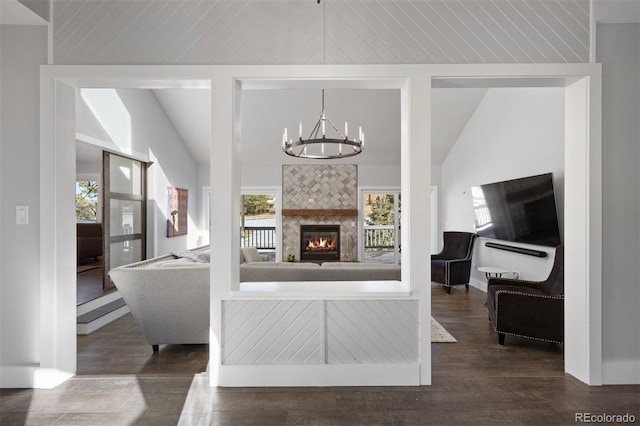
[77, 258, 108, 305]
[2, 283, 638, 425]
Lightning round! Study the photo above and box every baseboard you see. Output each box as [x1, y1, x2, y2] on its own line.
[469, 277, 487, 292]
[602, 360, 640, 385]
[217, 363, 420, 387]
[0, 366, 74, 389]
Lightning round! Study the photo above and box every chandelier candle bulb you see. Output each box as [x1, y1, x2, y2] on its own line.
[345, 121, 348, 138]
[299, 122, 302, 138]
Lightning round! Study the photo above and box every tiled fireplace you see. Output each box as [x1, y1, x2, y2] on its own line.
[282, 165, 358, 262]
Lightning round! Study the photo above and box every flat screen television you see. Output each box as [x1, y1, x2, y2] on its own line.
[471, 173, 561, 247]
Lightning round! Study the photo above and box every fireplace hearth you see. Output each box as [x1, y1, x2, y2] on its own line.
[300, 225, 340, 261]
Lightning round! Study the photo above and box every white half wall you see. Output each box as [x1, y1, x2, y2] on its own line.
[440, 87, 565, 287]
[597, 23, 640, 385]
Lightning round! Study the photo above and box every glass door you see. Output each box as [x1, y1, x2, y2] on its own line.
[241, 189, 280, 262]
[362, 190, 401, 264]
[103, 152, 147, 289]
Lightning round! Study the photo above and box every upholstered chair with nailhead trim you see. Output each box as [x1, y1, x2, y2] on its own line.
[486, 245, 564, 345]
[431, 231, 478, 294]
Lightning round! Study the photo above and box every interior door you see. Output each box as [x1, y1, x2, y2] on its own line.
[103, 152, 147, 289]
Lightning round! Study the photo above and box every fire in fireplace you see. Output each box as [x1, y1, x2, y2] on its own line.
[300, 225, 340, 261]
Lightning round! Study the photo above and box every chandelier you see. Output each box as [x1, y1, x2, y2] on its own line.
[282, 90, 364, 159]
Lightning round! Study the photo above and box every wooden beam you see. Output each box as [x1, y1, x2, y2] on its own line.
[282, 209, 358, 217]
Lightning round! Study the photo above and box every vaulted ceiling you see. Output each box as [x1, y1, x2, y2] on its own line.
[78, 87, 488, 166]
[152, 87, 488, 166]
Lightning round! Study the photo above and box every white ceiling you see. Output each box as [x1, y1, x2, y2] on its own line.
[4, 0, 639, 27]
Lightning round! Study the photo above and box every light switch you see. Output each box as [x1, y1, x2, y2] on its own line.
[16, 205, 28, 225]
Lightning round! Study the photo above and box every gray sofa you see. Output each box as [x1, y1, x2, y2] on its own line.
[109, 247, 400, 351]
[238, 247, 401, 282]
[109, 253, 210, 352]
[240, 261, 401, 282]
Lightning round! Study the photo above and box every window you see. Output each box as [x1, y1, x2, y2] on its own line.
[361, 190, 401, 264]
[76, 180, 99, 222]
[241, 190, 280, 262]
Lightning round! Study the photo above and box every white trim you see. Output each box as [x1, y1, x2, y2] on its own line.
[602, 360, 640, 385]
[0, 366, 74, 389]
[469, 277, 487, 293]
[201, 186, 210, 246]
[38, 63, 602, 391]
[218, 364, 420, 387]
[431, 186, 438, 254]
[234, 280, 411, 299]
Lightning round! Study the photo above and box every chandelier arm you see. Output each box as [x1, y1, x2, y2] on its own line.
[324, 116, 346, 139]
[309, 116, 322, 139]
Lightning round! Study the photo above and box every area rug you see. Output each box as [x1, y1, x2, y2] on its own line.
[431, 317, 457, 343]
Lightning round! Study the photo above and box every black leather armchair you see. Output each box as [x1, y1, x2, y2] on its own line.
[486, 245, 564, 345]
[431, 231, 477, 293]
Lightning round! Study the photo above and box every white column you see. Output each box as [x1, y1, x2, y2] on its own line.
[38, 79, 77, 388]
[402, 75, 431, 385]
[210, 75, 242, 386]
[564, 76, 602, 385]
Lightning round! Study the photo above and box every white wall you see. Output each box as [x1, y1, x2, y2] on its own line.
[76, 160, 100, 175]
[0, 25, 47, 373]
[76, 89, 200, 256]
[440, 87, 565, 286]
[231, 88, 404, 193]
[597, 23, 640, 383]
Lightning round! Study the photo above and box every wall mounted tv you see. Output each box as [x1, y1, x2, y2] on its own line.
[471, 173, 561, 247]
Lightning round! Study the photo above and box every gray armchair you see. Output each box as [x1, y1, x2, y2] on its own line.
[486, 245, 564, 345]
[431, 231, 477, 293]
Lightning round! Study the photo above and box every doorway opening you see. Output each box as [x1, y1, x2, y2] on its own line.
[75, 168, 106, 305]
[39, 66, 600, 389]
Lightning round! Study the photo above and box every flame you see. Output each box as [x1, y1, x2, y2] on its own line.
[306, 237, 336, 251]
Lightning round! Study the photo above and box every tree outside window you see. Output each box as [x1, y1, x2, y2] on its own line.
[76, 180, 98, 221]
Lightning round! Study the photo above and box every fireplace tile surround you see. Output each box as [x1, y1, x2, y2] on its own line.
[282, 165, 358, 261]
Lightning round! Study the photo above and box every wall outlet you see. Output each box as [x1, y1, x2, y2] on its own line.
[513, 270, 520, 280]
